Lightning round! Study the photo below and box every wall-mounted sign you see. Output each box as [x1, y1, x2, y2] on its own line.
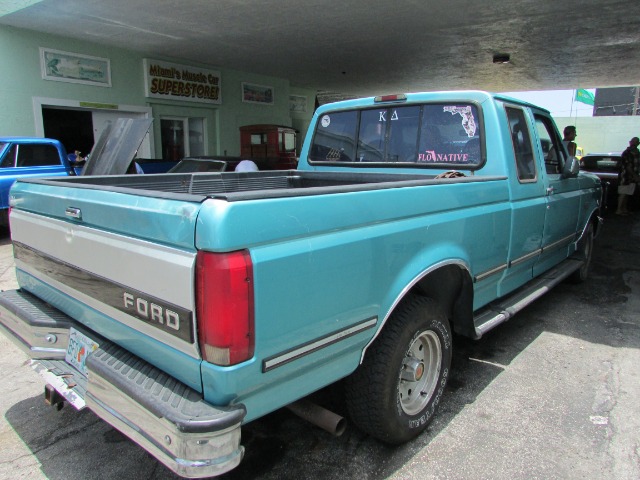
[79, 101, 119, 109]
[143, 59, 221, 105]
[41, 47, 111, 87]
[242, 82, 274, 105]
[289, 95, 307, 112]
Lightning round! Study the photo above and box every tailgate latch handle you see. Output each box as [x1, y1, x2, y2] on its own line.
[65, 207, 82, 220]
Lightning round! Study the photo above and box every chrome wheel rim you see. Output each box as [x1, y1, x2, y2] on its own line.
[399, 330, 442, 416]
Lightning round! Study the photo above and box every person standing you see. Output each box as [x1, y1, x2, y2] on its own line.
[616, 136, 640, 216]
[562, 125, 577, 157]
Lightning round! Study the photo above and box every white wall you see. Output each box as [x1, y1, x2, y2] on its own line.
[554, 116, 640, 155]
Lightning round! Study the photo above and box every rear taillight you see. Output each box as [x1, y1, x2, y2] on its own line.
[196, 250, 254, 366]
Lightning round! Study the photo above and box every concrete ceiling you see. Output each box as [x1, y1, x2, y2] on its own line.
[1, 0, 639, 98]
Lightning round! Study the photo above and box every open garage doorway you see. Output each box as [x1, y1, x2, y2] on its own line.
[33, 98, 153, 160]
[43, 108, 94, 159]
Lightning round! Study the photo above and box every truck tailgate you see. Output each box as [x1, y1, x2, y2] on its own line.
[9, 184, 205, 391]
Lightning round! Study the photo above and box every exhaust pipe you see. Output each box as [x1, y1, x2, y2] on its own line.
[286, 399, 346, 436]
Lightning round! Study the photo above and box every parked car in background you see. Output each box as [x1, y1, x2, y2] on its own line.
[580, 152, 622, 208]
[180, 155, 285, 172]
[239, 124, 298, 169]
[0, 137, 76, 227]
[130, 158, 183, 173]
[167, 157, 229, 173]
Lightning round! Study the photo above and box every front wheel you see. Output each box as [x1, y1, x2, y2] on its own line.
[569, 222, 594, 283]
[345, 294, 452, 444]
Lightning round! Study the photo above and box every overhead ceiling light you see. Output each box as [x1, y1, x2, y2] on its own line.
[493, 53, 511, 64]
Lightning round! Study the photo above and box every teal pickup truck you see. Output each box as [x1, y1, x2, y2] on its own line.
[0, 91, 602, 477]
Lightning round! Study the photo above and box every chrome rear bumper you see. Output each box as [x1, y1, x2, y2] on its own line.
[0, 289, 246, 478]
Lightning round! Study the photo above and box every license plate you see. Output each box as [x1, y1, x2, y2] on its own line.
[65, 328, 100, 377]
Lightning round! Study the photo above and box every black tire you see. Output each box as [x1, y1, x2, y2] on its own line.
[569, 222, 594, 283]
[345, 294, 452, 444]
[0, 209, 8, 229]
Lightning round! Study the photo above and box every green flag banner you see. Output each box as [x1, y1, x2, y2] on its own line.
[575, 89, 595, 106]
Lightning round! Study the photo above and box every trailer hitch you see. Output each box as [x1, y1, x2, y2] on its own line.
[44, 384, 65, 411]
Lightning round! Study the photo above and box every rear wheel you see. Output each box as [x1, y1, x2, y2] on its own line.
[345, 294, 452, 444]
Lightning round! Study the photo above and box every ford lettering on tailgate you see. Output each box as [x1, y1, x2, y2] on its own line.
[123, 292, 181, 332]
[13, 242, 193, 343]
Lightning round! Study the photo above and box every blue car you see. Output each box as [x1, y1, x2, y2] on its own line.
[0, 137, 75, 226]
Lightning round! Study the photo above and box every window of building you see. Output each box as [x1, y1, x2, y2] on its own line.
[160, 117, 206, 161]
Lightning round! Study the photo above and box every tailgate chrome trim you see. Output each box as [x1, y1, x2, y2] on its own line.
[10, 209, 200, 359]
[14, 242, 195, 344]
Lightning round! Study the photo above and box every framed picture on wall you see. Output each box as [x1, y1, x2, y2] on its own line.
[289, 95, 307, 112]
[242, 82, 274, 105]
[40, 47, 112, 87]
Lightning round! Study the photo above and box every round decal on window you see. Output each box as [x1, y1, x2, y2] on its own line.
[321, 115, 331, 128]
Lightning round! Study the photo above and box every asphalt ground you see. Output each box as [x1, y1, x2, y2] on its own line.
[0, 209, 638, 480]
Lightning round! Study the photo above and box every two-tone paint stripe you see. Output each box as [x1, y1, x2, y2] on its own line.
[262, 317, 377, 372]
[13, 242, 195, 343]
[474, 233, 577, 282]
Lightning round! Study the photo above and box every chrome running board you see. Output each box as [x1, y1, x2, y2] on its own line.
[473, 258, 583, 338]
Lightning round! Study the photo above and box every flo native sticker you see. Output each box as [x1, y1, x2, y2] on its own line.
[321, 115, 331, 128]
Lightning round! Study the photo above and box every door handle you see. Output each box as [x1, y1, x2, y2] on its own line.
[546, 187, 554, 195]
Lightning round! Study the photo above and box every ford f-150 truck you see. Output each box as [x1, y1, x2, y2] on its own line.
[0, 91, 602, 478]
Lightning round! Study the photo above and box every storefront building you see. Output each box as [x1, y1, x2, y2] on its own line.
[0, 26, 315, 160]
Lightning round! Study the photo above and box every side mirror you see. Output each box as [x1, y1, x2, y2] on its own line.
[561, 156, 580, 178]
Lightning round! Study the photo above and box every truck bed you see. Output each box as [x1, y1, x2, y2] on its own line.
[21, 170, 504, 202]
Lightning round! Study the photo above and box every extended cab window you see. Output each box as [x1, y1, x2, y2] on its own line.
[535, 115, 566, 175]
[309, 103, 483, 168]
[505, 107, 536, 181]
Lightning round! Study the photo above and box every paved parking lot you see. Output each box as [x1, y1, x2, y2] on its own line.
[0, 212, 639, 480]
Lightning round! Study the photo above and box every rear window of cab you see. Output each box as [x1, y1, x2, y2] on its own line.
[309, 103, 483, 168]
